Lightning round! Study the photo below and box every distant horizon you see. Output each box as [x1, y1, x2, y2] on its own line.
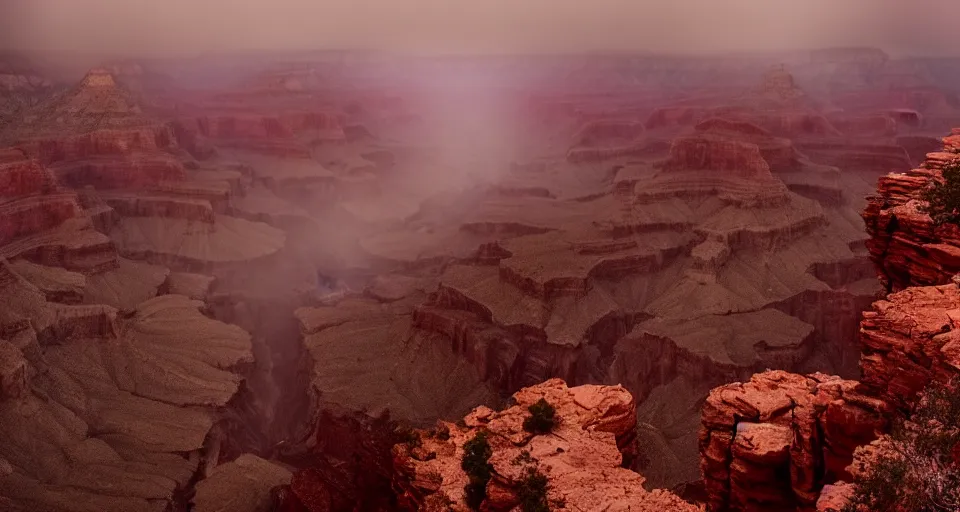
[3, 45, 957, 63]
[2, 0, 958, 60]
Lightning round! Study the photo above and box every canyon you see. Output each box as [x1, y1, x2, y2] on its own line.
[0, 46, 959, 511]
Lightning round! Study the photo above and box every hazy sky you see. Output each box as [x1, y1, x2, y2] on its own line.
[2, 0, 958, 57]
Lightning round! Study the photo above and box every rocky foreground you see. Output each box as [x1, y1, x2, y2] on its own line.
[274, 378, 701, 511]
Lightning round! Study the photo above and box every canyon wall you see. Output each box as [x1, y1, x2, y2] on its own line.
[700, 128, 960, 511]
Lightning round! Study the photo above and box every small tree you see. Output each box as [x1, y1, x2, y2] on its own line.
[840, 379, 960, 512]
[461, 431, 493, 510]
[516, 466, 551, 512]
[921, 160, 960, 226]
[523, 399, 557, 434]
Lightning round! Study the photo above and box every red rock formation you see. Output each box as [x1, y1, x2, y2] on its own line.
[859, 282, 960, 412]
[391, 379, 700, 511]
[51, 152, 187, 189]
[0, 151, 93, 255]
[693, 117, 803, 170]
[16, 126, 179, 164]
[661, 133, 772, 178]
[863, 147, 960, 291]
[173, 116, 312, 158]
[0, 193, 81, 246]
[700, 370, 889, 512]
[0, 151, 58, 198]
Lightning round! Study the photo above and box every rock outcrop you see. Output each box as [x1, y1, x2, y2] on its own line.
[863, 140, 960, 291]
[859, 282, 960, 412]
[699, 371, 889, 511]
[392, 379, 701, 511]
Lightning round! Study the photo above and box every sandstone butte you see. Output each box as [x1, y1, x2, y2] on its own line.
[699, 130, 960, 512]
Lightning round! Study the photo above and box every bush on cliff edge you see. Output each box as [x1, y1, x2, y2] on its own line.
[523, 398, 557, 434]
[461, 431, 493, 510]
[921, 160, 960, 226]
[841, 379, 960, 512]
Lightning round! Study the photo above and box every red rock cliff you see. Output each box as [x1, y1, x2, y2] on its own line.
[863, 132, 960, 291]
[700, 371, 889, 512]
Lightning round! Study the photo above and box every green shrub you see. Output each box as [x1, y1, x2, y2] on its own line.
[841, 379, 960, 512]
[523, 398, 557, 434]
[461, 431, 493, 510]
[516, 466, 550, 512]
[921, 161, 960, 225]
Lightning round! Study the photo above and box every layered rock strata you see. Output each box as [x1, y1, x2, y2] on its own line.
[858, 282, 960, 411]
[863, 138, 960, 291]
[699, 371, 889, 511]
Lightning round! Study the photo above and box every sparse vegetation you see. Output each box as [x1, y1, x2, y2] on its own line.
[921, 161, 960, 226]
[516, 465, 551, 512]
[523, 398, 557, 434]
[461, 431, 493, 510]
[436, 423, 450, 441]
[840, 379, 960, 512]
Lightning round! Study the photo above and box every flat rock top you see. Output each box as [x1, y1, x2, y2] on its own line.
[6, 259, 86, 296]
[631, 309, 814, 367]
[111, 214, 285, 264]
[83, 258, 169, 309]
[192, 454, 292, 512]
[499, 228, 694, 284]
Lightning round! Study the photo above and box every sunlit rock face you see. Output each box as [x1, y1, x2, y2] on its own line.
[859, 282, 960, 411]
[386, 379, 701, 512]
[699, 370, 889, 511]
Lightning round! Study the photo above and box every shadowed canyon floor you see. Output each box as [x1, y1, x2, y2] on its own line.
[1, 48, 960, 511]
